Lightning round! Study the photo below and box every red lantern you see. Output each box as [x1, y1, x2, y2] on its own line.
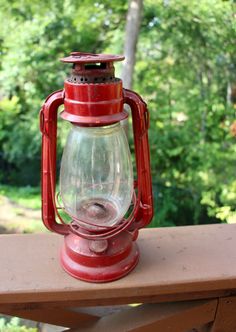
[40, 52, 153, 282]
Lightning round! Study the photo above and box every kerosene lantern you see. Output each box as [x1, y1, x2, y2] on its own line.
[40, 52, 153, 282]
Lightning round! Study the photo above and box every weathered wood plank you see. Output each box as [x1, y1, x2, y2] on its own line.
[67, 299, 217, 332]
[0, 224, 236, 308]
[1, 307, 99, 328]
[187, 324, 212, 332]
[211, 296, 236, 332]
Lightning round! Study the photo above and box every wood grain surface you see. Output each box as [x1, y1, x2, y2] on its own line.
[0, 224, 236, 308]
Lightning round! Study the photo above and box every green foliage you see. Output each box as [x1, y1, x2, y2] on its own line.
[0, 185, 41, 209]
[0, 317, 37, 332]
[0, 0, 235, 226]
[136, 0, 236, 226]
[0, 0, 126, 184]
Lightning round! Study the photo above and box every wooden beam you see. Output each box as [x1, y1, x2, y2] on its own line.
[67, 299, 217, 332]
[1, 307, 99, 328]
[187, 323, 212, 332]
[211, 296, 236, 332]
[0, 289, 231, 311]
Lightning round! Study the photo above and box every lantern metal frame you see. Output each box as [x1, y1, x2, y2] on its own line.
[40, 52, 153, 282]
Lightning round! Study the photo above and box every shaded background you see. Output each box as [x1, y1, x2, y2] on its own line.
[0, 0, 236, 233]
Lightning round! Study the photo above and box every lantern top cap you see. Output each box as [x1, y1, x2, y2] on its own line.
[60, 52, 125, 64]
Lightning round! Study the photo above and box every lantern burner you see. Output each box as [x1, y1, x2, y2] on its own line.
[61, 52, 125, 84]
[75, 198, 118, 230]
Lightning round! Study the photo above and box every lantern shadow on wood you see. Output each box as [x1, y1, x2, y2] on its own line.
[40, 52, 153, 282]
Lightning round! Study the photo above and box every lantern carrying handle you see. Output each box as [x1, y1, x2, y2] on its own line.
[40, 90, 69, 235]
[123, 89, 154, 228]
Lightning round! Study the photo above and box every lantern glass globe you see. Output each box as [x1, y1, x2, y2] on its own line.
[60, 122, 133, 230]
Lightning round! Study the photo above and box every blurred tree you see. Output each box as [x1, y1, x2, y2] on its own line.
[0, 0, 126, 184]
[0, 0, 235, 226]
[135, 0, 236, 226]
[121, 0, 143, 89]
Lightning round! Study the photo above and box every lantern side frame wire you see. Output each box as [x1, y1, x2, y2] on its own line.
[55, 190, 137, 230]
[47, 124, 142, 241]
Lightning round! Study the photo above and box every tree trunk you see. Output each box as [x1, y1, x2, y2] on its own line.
[121, 0, 143, 89]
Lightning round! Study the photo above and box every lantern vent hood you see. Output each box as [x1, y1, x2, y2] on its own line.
[61, 52, 125, 84]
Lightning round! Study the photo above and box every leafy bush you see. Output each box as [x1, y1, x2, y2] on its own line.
[0, 0, 235, 226]
[0, 317, 37, 332]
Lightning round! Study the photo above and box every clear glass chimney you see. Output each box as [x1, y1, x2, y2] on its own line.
[60, 122, 133, 230]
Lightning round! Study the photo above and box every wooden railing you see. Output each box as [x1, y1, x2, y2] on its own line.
[1, 224, 236, 331]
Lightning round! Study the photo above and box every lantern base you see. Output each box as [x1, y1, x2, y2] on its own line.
[60, 231, 139, 283]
